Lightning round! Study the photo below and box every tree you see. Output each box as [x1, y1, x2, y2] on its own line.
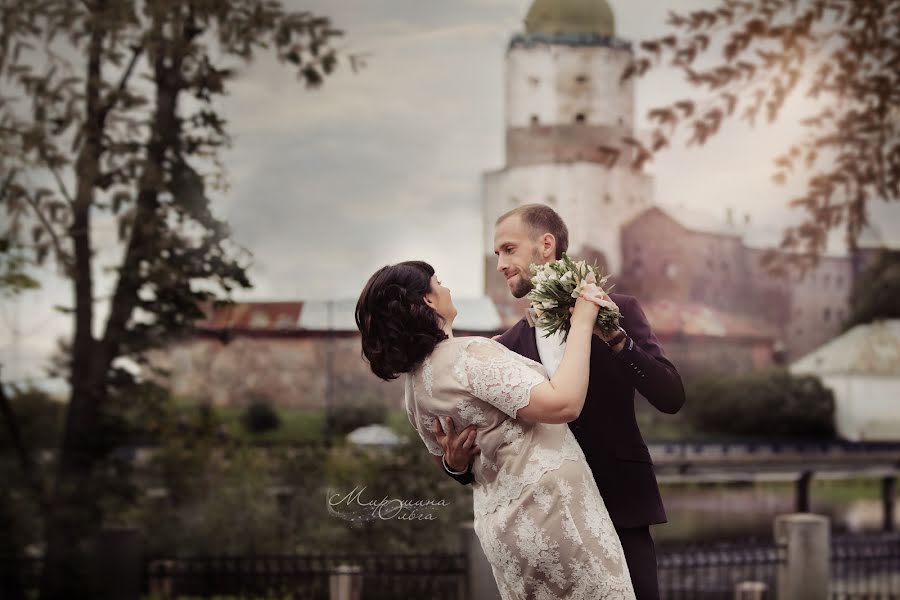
[627, 0, 899, 272]
[0, 1, 349, 596]
[845, 248, 900, 327]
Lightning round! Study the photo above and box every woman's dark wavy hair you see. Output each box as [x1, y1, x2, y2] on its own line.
[355, 260, 449, 381]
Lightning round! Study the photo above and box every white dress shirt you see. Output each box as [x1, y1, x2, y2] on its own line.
[535, 326, 567, 378]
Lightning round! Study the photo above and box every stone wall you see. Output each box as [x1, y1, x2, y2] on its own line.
[149, 334, 405, 410]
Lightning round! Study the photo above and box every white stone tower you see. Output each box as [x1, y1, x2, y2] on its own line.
[483, 0, 655, 318]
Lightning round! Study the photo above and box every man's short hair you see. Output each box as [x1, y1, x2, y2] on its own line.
[496, 204, 569, 260]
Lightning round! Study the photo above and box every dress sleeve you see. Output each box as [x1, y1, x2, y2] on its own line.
[458, 338, 547, 419]
[404, 373, 443, 455]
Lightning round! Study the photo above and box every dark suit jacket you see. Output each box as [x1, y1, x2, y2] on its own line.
[494, 293, 685, 529]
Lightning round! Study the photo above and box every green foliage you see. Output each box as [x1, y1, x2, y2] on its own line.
[240, 397, 281, 434]
[0, 387, 65, 450]
[683, 369, 835, 438]
[845, 249, 900, 328]
[0, 236, 40, 296]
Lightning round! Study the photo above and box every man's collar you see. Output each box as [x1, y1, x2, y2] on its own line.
[524, 307, 537, 328]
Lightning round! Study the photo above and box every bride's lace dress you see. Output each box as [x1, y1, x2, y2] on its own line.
[405, 336, 635, 600]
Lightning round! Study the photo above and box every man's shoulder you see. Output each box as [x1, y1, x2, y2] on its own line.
[496, 318, 530, 348]
[609, 292, 636, 306]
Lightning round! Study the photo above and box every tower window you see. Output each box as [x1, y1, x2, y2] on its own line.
[604, 193, 612, 204]
[530, 115, 539, 126]
[546, 195, 556, 205]
[528, 76, 539, 87]
[575, 74, 588, 84]
[575, 113, 586, 123]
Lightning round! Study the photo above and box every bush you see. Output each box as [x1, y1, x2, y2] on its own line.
[326, 401, 387, 437]
[684, 369, 835, 438]
[241, 399, 281, 434]
[0, 386, 65, 450]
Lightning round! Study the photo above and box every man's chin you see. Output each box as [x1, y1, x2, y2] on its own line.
[508, 278, 532, 299]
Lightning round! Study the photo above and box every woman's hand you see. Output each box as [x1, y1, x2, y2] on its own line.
[571, 282, 603, 330]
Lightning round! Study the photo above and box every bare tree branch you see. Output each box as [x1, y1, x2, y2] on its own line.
[98, 43, 143, 123]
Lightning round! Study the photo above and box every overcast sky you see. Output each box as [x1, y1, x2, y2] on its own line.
[2, 0, 899, 393]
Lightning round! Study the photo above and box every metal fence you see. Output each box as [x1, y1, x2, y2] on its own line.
[143, 552, 466, 600]
[830, 532, 900, 600]
[657, 539, 782, 599]
[3, 532, 899, 599]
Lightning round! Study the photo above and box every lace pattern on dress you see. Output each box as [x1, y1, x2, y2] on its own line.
[473, 429, 584, 518]
[458, 338, 545, 419]
[422, 358, 434, 397]
[404, 373, 443, 455]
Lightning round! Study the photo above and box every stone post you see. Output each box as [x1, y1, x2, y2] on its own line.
[734, 581, 768, 599]
[329, 564, 362, 600]
[774, 513, 830, 600]
[460, 522, 501, 600]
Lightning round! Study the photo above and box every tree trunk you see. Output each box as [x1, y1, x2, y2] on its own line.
[39, 5, 106, 597]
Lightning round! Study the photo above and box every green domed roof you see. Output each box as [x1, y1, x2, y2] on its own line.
[524, 0, 615, 37]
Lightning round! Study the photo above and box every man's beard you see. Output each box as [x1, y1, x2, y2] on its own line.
[509, 249, 544, 298]
[509, 273, 532, 298]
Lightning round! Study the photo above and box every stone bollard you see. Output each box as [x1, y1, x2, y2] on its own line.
[329, 564, 362, 600]
[460, 522, 501, 600]
[774, 513, 830, 600]
[734, 580, 768, 600]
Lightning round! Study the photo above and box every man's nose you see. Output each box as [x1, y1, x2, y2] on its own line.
[496, 256, 507, 273]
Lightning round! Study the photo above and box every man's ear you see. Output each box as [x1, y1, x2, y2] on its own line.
[542, 233, 556, 259]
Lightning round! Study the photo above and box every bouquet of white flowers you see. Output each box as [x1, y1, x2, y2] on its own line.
[526, 254, 621, 340]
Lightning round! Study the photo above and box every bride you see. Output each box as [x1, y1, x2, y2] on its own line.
[355, 260, 635, 600]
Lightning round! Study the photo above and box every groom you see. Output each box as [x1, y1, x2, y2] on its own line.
[436, 204, 685, 599]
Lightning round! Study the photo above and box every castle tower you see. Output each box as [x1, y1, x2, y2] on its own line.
[483, 0, 655, 318]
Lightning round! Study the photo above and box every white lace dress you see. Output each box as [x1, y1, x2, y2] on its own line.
[405, 336, 635, 600]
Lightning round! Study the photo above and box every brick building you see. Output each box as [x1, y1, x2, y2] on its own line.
[150, 299, 503, 409]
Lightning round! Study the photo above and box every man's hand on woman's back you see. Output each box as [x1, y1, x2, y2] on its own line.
[433, 417, 480, 472]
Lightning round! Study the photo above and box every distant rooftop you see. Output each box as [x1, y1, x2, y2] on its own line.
[790, 320, 900, 377]
[195, 297, 504, 334]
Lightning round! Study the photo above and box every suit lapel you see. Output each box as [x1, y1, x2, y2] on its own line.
[519, 320, 541, 363]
